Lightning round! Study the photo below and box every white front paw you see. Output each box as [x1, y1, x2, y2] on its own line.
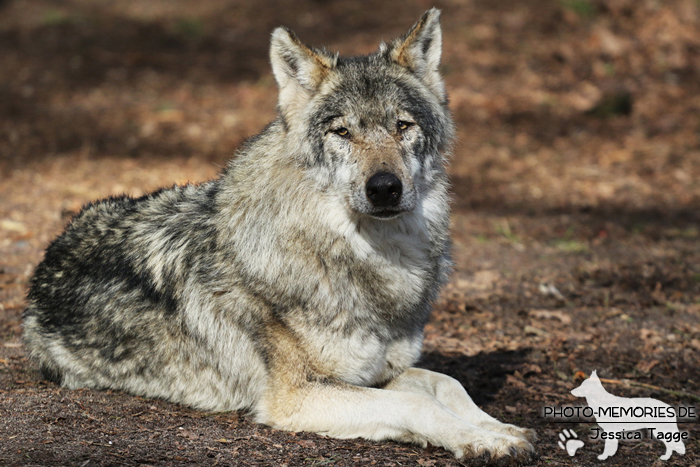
[480, 421, 538, 443]
[448, 430, 536, 465]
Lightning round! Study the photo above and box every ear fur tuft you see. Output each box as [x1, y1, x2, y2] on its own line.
[386, 8, 445, 99]
[270, 27, 336, 117]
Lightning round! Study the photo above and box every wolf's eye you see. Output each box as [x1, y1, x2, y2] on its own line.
[333, 127, 350, 137]
[397, 120, 413, 132]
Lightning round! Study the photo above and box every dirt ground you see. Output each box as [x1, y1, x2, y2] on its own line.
[1, 0, 700, 465]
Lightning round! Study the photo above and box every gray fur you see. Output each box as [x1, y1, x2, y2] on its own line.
[24, 10, 537, 463]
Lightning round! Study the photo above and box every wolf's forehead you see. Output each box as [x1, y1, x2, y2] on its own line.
[335, 63, 408, 102]
[317, 63, 431, 125]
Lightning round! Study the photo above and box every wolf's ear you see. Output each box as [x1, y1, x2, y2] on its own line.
[386, 8, 445, 100]
[591, 370, 599, 379]
[270, 27, 336, 116]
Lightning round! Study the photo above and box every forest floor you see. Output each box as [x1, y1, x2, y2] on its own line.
[1, 0, 699, 465]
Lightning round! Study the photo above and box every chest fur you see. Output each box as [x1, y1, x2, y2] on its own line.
[300, 328, 424, 386]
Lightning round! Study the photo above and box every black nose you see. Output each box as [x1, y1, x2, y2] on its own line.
[365, 172, 402, 208]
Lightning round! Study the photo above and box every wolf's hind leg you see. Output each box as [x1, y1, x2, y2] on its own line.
[384, 368, 537, 443]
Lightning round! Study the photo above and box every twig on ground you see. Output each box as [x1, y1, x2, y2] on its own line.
[598, 377, 700, 402]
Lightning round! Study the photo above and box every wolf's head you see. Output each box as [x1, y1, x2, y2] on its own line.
[571, 370, 604, 399]
[269, 9, 454, 220]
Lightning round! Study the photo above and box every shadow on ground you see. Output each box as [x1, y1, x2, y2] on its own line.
[420, 349, 531, 406]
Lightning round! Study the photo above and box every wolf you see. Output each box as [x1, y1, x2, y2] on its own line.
[23, 9, 535, 464]
[571, 371, 685, 460]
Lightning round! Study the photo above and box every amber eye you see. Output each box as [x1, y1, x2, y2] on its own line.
[397, 120, 413, 132]
[333, 127, 349, 137]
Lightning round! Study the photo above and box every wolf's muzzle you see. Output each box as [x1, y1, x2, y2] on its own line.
[365, 172, 402, 208]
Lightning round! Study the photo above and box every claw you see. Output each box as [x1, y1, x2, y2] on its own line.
[471, 451, 493, 467]
[521, 428, 538, 443]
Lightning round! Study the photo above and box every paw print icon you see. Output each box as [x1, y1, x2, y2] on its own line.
[558, 429, 584, 456]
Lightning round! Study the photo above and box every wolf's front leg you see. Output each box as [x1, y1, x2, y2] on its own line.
[384, 368, 537, 443]
[256, 376, 535, 464]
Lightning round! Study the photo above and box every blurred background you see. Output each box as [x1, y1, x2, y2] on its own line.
[0, 1, 699, 464]
[3, 0, 699, 302]
[1, 0, 698, 212]
[2, 0, 699, 221]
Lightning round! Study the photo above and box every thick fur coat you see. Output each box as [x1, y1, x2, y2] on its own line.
[24, 10, 536, 464]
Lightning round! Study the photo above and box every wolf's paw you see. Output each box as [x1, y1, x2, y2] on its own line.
[480, 421, 537, 443]
[454, 432, 536, 466]
[557, 429, 584, 457]
[517, 427, 538, 443]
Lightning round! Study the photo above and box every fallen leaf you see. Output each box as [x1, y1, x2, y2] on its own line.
[417, 459, 437, 466]
[636, 360, 659, 373]
[529, 309, 572, 325]
[506, 374, 526, 388]
[524, 325, 551, 337]
[0, 219, 27, 234]
[523, 364, 542, 376]
[538, 283, 566, 301]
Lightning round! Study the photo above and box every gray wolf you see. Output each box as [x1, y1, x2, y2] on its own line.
[571, 370, 685, 460]
[23, 9, 535, 463]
